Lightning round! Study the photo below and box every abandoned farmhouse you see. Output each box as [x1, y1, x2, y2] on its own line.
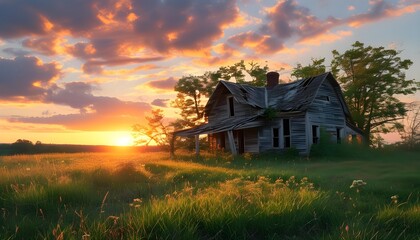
[175, 72, 363, 156]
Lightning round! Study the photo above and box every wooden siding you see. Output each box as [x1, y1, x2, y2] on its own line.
[208, 92, 260, 123]
[211, 128, 259, 153]
[307, 81, 346, 146]
[258, 120, 279, 152]
[244, 128, 259, 153]
[290, 116, 307, 153]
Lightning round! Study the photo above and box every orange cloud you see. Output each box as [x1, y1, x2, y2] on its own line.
[82, 56, 165, 74]
[196, 43, 244, 66]
[387, 2, 420, 17]
[8, 81, 152, 131]
[102, 64, 159, 76]
[143, 77, 177, 91]
[227, 32, 284, 54]
[347, 1, 420, 28]
[23, 35, 68, 55]
[299, 31, 352, 46]
[10, 112, 147, 131]
[228, 10, 263, 28]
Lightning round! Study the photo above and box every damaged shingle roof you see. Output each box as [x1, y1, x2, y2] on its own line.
[268, 72, 329, 111]
[205, 72, 350, 118]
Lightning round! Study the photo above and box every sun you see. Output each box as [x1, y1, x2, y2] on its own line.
[114, 135, 134, 146]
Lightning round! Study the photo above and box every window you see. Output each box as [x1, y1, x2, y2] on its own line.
[272, 128, 279, 148]
[283, 119, 290, 148]
[316, 95, 330, 102]
[336, 128, 342, 144]
[228, 96, 235, 117]
[312, 125, 319, 144]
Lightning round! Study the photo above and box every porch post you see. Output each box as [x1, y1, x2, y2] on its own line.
[195, 135, 200, 156]
[227, 130, 237, 156]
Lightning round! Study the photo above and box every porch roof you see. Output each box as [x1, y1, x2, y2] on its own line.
[174, 115, 264, 137]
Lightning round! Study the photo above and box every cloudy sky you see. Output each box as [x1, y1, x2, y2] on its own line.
[0, 0, 419, 146]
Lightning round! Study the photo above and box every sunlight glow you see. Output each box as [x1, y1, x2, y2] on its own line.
[114, 134, 134, 146]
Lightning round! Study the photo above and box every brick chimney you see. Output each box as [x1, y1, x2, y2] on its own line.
[266, 71, 279, 89]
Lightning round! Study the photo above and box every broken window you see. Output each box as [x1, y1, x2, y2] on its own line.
[283, 119, 291, 148]
[228, 96, 235, 117]
[316, 95, 330, 102]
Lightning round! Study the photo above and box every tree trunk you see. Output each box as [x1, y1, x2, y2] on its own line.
[169, 134, 175, 159]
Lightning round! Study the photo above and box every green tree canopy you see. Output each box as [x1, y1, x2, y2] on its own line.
[331, 41, 418, 145]
[291, 58, 326, 80]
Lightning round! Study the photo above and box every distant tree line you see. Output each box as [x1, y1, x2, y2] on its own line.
[1, 139, 160, 155]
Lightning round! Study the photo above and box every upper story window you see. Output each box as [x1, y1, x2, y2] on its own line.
[228, 96, 235, 117]
[316, 95, 330, 102]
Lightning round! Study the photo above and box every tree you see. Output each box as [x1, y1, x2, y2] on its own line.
[331, 41, 418, 145]
[398, 101, 420, 148]
[10, 139, 34, 154]
[173, 75, 207, 128]
[217, 60, 270, 86]
[291, 58, 326, 80]
[132, 109, 172, 147]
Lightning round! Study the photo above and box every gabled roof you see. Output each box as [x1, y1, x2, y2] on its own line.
[268, 72, 351, 118]
[205, 72, 351, 118]
[205, 80, 266, 116]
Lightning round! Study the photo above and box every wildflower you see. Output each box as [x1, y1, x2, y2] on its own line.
[349, 180, 367, 188]
[82, 234, 90, 240]
[350, 179, 367, 188]
[350, 179, 367, 192]
[391, 195, 399, 204]
[107, 215, 119, 224]
[345, 225, 349, 232]
[275, 178, 284, 186]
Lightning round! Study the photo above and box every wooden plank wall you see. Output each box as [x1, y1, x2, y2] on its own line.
[258, 120, 278, 152]
[208, 93, 259, 123]
[307, 81, 346, 144]
[244, 128, 259, 153]
[290, 116, 307, 154]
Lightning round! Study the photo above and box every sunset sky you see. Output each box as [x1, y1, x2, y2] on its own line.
[1, 0, 419, 146]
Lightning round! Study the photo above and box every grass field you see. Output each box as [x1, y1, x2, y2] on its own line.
[0, 149, 419, 239]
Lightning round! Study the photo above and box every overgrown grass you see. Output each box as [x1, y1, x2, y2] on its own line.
[0, 149, 419, 239]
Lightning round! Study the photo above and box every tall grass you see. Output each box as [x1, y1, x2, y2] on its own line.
[0, 151, 419, 239]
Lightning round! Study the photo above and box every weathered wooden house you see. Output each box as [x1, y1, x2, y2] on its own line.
[175, 72, 363, 156]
